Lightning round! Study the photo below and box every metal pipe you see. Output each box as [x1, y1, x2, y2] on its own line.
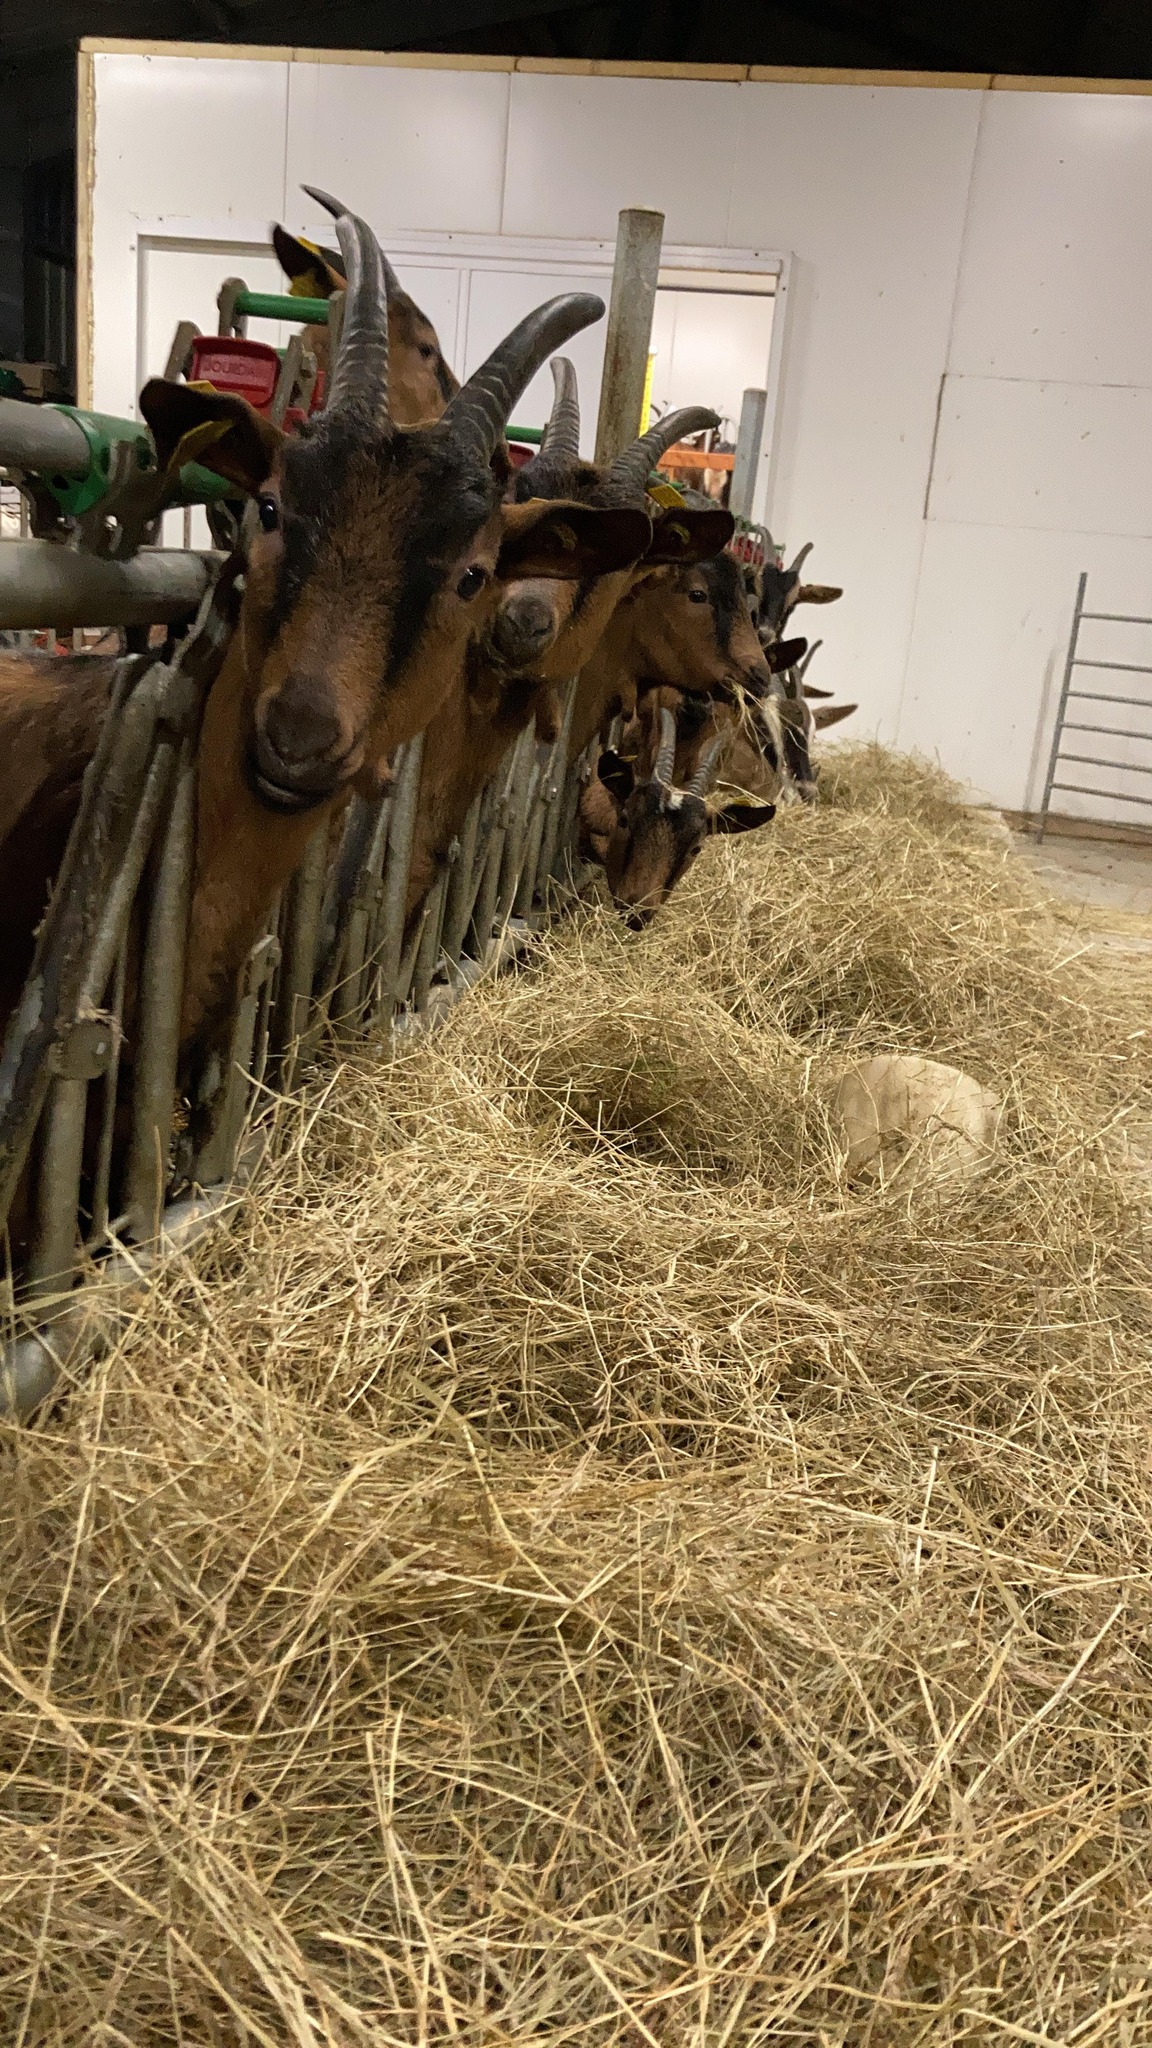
[494, 727, 538, 940]
[533, 677, 578, 905]
[81, 740, 178, 1010]
[371, 735, 425, 1024]
[730, 387, 768, 522]
[88, 942, 127, 1248]
[593, 208, 665, 468]
[0, 397, 92, 476]
[123, 738, 196, 1242]
[439, 789, 484, 971]
[0, 543, 218, 630]
[1038, 571, 1087, 842]
[0, 657, 163, 1230]
[411, 870, 449, 1012]
[274, 823, 329, 1086]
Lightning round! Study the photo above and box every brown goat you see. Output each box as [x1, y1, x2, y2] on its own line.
[400, 367, 733, 936]
[580, 694, 776, 926]
[272, 222, 458, 425]
[137, 191, 616, 1063]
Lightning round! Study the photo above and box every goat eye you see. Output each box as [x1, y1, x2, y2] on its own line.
[456, 565, 488, 601]
[419, 343, 436, 360]
[256, 495, 279, 533]
[688, 588, 708, 604]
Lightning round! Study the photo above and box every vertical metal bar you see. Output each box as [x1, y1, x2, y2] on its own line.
[123, 738, 196, 1243]
[730, 388, 768, 521]
[439, 789, 484, 974]
[25, 1077, 91, 1300]
[533, 677, 579, 906]
[1038, 571, 1088, 842]
[411, 869, 449, 1012]
[88, 941, 127, 1248]
[370, 734, 425, 1027]
[593, 208, 666, 468]
[468, 757, 514, 965]
[514, 750, 551, 921]
[492, 728, 537, 952]
[274, 823, 329, 1087]
[191, 930, 280, 1187]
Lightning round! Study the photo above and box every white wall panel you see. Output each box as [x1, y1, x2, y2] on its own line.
[284, 62, 509, 236]
[730, 83, 984, 737]
[85, 53, 1152, 818]
[91, 52, 290, 419]
[460, 263, 611, 439]
[502, 74, 741, 242]
[899, 521, 1152, 820]
[948, 91, 1152, 386]
[929, 375, 1152, 537]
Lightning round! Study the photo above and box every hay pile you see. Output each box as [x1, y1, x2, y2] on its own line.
[4, 746, 1152, 2045]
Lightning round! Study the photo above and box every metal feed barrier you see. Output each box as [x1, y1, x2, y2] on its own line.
[0, 205, 677, 1420]
[0, 577, 596, 1418]
[1038, 571, 1152, 840]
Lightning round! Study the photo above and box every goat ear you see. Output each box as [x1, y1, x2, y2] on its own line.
[795, 583, 843, 606]
[813, 701, 857, 729]
[710, 799, 777, 835]
[272, 222, 343, 297]
[802, 683, 834, 699]
[644, 505, 734, 564]
[140, 379, 283, 495]
[767, 635, 808, 673]
[596, 749, 634, 804]
[497, 500, 651, 579]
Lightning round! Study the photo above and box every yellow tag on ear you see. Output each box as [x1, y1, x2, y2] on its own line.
[665, 522, 691, 547]
[648, 483, 685, 509]
[186, 380, 220, 395]
[167, 418, 231, 481]
[289, 267, 329, 299]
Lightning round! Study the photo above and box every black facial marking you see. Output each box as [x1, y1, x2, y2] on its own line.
[269, 404, 500, 682]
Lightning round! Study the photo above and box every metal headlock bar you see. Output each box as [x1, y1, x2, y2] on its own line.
[1036, 571, 1152, 841]
[0, 205, 667, 1420]
[0, 646, 593, 1418]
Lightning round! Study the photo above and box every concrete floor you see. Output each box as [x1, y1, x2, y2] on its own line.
[1009, 831, 1152, 919]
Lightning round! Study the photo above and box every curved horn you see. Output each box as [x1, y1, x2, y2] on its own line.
[443, 293, 604, 466]
[686, 732, 726, 800]
[788, 540, 814, 574]
[539, 356, 581, 461]
[303, 185, 389, 421]
[798, 638, 823, 679]
[652, 706, 677, 787]
[608, 406, 721, 500]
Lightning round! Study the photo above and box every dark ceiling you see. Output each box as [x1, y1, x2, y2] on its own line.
[4, 0, 1152, 77]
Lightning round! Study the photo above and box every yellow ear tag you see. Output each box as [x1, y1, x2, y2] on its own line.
[666, 522, 691, 548]
[165, 418, 232, 484]
[647, 482, 685, 509]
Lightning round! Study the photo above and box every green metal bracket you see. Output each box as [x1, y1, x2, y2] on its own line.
[40, 406, 155, 517]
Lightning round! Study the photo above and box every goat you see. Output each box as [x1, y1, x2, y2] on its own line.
[132, 187, 618, 1065]
[745, 539, 843, 644]
[581, 697, 776, 927]
[400, 364, 735, 936]
[272, 221, 458, 425]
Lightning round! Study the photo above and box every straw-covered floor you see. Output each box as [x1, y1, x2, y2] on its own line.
[4, 747, 1152, 2046]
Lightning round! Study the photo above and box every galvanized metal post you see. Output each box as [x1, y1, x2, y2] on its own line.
[729, 387, 768, 522]
[124, 737, 197, 1243]
[274, 823, 329, 1086]
[594, 208, 665, 468]
[370, 735, 425, 1026]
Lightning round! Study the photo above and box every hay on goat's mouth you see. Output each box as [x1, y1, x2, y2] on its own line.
[4, 742, 1152, 2046]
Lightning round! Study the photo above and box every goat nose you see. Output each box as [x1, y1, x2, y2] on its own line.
[260, 689, 345, 766]
[493, 591, 557, 661]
